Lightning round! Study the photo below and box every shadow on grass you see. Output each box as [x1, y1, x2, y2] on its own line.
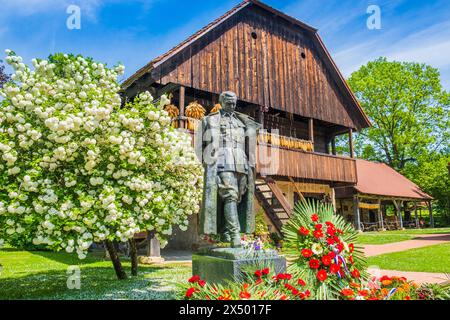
[0, 263, 186, 300]
[411, 234, 450, 241]
[29, 249, 112, 265]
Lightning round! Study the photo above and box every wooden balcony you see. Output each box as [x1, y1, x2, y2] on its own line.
[256, 143, 357, 184]
[171, 117, 357, 185]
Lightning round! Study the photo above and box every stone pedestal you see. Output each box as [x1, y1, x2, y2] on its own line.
[192, 247, 286, 284]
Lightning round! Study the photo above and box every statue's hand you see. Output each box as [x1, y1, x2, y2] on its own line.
[210, 148, 218, 162]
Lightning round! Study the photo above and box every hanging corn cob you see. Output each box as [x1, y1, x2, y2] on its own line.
[210, 103, 222, 113]
[185, 101, 206, 131]
[164, 104, 179, 128]
[186, 101, 206, 119]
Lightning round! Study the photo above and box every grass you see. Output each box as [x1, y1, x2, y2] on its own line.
[357, 227, 450, 245]
[0, 247, 191, 300]
[367, 243, 450, 273]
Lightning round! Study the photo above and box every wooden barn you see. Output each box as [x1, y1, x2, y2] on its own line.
[122, 0, 372, 247]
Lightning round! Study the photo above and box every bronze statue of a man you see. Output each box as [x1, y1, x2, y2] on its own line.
[196, 91, 261, 247]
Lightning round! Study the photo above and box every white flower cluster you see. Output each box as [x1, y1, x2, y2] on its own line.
[0, 51, 203, 259]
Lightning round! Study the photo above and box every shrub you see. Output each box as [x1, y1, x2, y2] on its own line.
[0, 50, 203, 278]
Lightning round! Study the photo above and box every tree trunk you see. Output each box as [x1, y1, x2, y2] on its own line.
[105, 240, 127, 280]
[129, 238, 138, 276]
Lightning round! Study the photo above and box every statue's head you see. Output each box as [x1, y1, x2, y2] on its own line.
[219, 91, 237, 113]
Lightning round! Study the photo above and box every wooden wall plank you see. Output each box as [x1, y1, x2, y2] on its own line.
[152, 6, 361, 129]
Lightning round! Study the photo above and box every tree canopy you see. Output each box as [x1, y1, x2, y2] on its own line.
[347, 57, 449, 170]
[347, 58, 450, 223]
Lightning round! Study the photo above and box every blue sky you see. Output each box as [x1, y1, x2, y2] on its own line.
[1, 0, 449, 88]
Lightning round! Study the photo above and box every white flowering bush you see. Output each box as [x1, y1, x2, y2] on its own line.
[0, 50, 203, 260]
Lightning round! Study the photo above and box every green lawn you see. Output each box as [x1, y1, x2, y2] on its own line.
[0, 248, 191, 300]
[366, 243, 450, 273]
[357, 227, 450, 245]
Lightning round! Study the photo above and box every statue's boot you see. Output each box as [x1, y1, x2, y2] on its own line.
[224, 200, 242, 248]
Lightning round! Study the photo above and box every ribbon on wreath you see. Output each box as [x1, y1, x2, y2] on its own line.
[384, 288, 397, 300]
[334, 254, 349, 278]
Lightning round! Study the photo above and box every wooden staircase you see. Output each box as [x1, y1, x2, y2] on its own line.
[255, 177, 293, 234]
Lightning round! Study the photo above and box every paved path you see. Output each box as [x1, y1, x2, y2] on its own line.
[367, 267, 448, 284]
[363, 233, 450, 257]
[161, 249, 192, 263]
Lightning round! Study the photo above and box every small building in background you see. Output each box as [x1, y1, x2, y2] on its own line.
[335, 159, 433, 231]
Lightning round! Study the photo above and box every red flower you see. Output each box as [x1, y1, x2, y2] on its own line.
[262, 268, 270, 275]
[309, 259, 320, 269]
[406, 296, 411, 300]
[185, 287, 196, 298]
[351, 269, 360, 279]
[239, 291, 251, 299]
[358, 290, 369, 297]
[297, 278, 306, 286]
[313, 230, 323, 239]
[326, 237, 335, 245]
[316, 269, 328, 281]
[315, 224, 322, 230]
[325, 221, 334, 227]
[298, 226, 310, 236]
[327, 251, 336, 259]
[198, 280, 206, 288]
[311, 213, 319, 222]
[301, 248, 313, 258]
[275, 273, 292, 281]
[254, 270, 262, 278]
[279, 294, 288, 300]
[341, 288, 354, 297]
[329, 263, 340, 274]
[327, 226, 336, 236]
[380, 275, 391, 282]
[348, 255, 354, 265]
[284, 283, 295, 290]
[321, 255, 332, 266]
[336, 243, 344, 252]
[188, 275, 200, 283]
[284, 273, 292, 280]
[349, 243, 354, 253]
[299, 290, 311, 299]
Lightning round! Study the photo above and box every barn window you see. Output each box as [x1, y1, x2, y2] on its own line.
[251, 31, 258, 39]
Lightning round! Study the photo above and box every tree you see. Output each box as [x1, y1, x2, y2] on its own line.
[403, 152, 450, 224]
[0, 50, 203, 279]
[347, 58, 450, 171]
[0, 59, 10, 88]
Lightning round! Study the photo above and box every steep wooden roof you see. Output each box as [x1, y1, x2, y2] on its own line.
[122, 0, 371, 130]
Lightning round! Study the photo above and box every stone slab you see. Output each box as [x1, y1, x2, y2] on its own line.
[192, 248, 286, 284]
